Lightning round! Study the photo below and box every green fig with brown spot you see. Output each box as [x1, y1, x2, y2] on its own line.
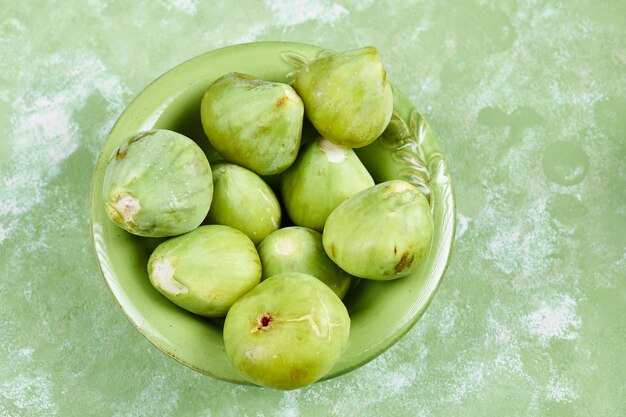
[323, 180, 433, 280]
[201, 72, 304, 175]
[102, 129, 213, 237]
[294, 46, 393, 148]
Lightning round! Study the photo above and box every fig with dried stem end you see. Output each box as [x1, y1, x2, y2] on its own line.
[148, 225, 261, 317]
[281, 137, 374, 232]
[294, 46, 393, 148]
[223, 273, 350, 390]
[201, 72, 304, 175]
[102, 129, 213, 237]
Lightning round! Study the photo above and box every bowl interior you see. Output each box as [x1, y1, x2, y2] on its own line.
[90, 41, 455, 384]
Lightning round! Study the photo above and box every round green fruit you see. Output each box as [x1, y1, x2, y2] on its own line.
[102, 129, 213, 237]
[294, 46, 393, 148]
[323, 180, 433, 280]
[223, 273, 350, 390]
[281, 137, 374, 231]
[205, 162, 281, 245]
[200, 72, 304, 175]
[147, 225, 261, 317]
[257, 227, 352, 299]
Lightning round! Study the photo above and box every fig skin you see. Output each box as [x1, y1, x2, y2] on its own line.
[323, 180, 433, 280]
[294, 46, 393, 148]
[257, 226, 352, 299]
[281, 137, 374, 232]
[102, 129, 213, 237]
[200, 72, 304, 175]
[205, 162, 281, 245]
[223, 273, 350, 390]
[147, 225, 261, 317]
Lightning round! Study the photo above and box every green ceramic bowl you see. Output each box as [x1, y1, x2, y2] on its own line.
[90, 42, 455, 385]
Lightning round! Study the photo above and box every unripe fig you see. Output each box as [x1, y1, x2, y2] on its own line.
[257, 227, 352, 299]
[201, 72, 304, 175]
[223, 273, 350, 390]
[281, 137, 374, 231]
[147, 225, 261, 317]
[206, 163, 280, 245]
[294, 46, 393, 148]
[102, 129, 213, 237]
[323, 180, 433, 280]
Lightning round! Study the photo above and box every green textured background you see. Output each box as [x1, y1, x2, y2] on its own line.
[1, 1, 625, 416]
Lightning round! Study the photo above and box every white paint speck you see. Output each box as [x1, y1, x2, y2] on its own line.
[113, 374, 180, 417]
[0, 49, 128, 246]
[209, 22, 269, 46]
[445, 38, 458, 51]
[162, 0, 198, 15]
[18, 347, 35, 358]
[546, 376, 577, 402]
[1, 374, 57, 415]
[387, 367, 416, 392]
[23, 282, 32, 301]
[455, 213, 469, 239]
[352, 0, 375, 11]
[480, 193, 557, 279]
[524, 295, 581, 343]
[445, 361, 486, 404]
[278, 391, 300, 417]
[263, 0, 349, 26]
[437, 303, 459, 336]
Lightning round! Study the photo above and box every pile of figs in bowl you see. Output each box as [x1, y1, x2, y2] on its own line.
[90, 41, 455, 390]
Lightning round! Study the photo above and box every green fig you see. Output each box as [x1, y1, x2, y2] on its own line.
[200, 73, 304, 175]
[205, 162, 281, 245]
[294, 46, 393, 148]
[223, 273, 350, 390]
[102, 129, 213, 237]
[147, 225, 261, 317]
[323, 180, 433, 280]
[281, 137, 374, 231]
[257, 227, 352, 299]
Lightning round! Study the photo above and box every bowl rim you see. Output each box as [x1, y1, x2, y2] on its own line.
[89, 41, 456, 384]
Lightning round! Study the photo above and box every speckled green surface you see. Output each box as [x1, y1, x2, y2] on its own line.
[1, 1, 625, 416]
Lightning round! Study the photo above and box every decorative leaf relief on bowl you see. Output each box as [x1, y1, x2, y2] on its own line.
[379, 109, 449, 207]
[281, 49, 333, 80]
